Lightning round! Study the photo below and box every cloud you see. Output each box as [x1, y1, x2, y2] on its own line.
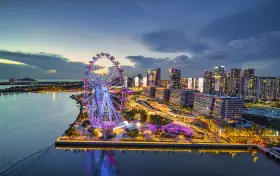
[228, 31, 280, 60]
[204, 49, 229, 60]
[201, 0, 280, 42]
[0, 50, 103, 79]
[126, 30, 280, 78]
[205, 31, 280, 62]
[126, 55, 205, 78]
[141, 29, 208, 53]
[126, 55, 192, 68]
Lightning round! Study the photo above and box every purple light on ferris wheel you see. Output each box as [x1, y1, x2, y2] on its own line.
[83, 52, 126, 134]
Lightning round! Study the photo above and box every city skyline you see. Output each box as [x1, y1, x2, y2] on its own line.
[1, 0, 280, 79]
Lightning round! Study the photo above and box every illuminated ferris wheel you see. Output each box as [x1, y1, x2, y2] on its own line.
[83, 52, 126, 137]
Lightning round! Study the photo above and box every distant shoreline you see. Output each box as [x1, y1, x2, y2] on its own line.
[0, 81, 83, 94]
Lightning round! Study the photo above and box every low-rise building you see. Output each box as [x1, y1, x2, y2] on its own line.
[143, 86, 156, 97]
[212, 97, 243, 119]
[155, 88, 170, 102]
[193, 94, 215, 116]
[169, 89, 194, 107]
[193, 94, 244, 118]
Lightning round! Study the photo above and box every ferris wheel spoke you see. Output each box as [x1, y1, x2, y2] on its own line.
[105, 67, 115, 81]
[107, 67, 119, 83]
[109, 77, 121, 87]
[111, 98, 122, 111]
[111, 106, 121, 121]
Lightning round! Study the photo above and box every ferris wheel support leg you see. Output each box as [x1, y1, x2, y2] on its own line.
[90, 95, 95, 128]
[95, 92, 107, 139]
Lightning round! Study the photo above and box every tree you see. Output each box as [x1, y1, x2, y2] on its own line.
[83, 112, 88, 118]
[122, 110, 135, 121]
[139, 109, 148, 123]
[82, 120, 91, 127]
[65, 126, 79, 137]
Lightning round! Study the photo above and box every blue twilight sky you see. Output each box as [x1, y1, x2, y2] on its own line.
[0, 0, 279, 79]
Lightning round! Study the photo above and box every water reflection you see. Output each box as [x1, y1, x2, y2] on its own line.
[1, 147, 280, 176]
[86, 151, 120, 176]
[52, 92, 56, 102]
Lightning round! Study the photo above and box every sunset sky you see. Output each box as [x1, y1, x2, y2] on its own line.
[0, 0, 279, 79]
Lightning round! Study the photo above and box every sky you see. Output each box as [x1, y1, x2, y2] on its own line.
[0, 0, 279, 79]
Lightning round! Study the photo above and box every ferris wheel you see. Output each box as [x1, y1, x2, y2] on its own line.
[83, 52, 126, 137]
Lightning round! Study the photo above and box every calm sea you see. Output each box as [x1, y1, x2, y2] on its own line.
[0, 92, 79, 170]
[0, 93, 280, 176]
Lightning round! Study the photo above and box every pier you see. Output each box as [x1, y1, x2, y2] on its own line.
[258, 145, 280, 160]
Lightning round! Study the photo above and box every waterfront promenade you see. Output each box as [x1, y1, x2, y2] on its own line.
[55, 137, 256, 149]
[55, 138, 280, 161]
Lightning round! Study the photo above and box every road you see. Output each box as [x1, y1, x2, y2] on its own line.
[127, 95, 227, 142]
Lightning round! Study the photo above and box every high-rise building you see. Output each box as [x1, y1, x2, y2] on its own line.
[147, 68, 161, 86]
[214, 65, 226, 78]
[277, 78, 280, 99]
[142, 77, 147, 86]
[169, 89, 195, 107]
[258, 77, 279, 100]
[180, 77, 188, 89]
[137, 74, 143, 79]
[230, 68, 241, 78]
[134, 77, 139, 87]
[160, 80, 169, 88]
[243, 76, 259, 101]
[155, 88, 170, 102]
[228, 68, 242, 97]
[197, 78, 204, 93]
[188, 78, 193, 89]
[243, 68, 255, 78]
[137, 74, 143, 86]
[213, 66, 227, 96]
[124, 77, 133, 88]
[242, 75, 279, 101]
[186, 78, 204, 92]
[203, 70, 215, 94]
[169, 69, 181, 89]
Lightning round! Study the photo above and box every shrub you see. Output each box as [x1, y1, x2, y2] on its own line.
[149, 114, 171, 126]
[125, 129, 139, 137]
[122, 110, 135, 121]
[82, 120, 91, 127]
